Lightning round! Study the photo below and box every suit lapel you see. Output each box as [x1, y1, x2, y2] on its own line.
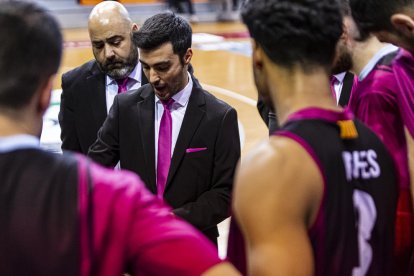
[137, 87, 157, 192]
[86, 63, 107, 128]
[166, 88, 206, 187]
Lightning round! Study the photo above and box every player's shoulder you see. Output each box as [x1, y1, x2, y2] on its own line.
[238, 136, 319, 190]
[234, 136, 324, 228]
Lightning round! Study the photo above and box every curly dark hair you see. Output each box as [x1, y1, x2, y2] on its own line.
[133, 12, 192, 60]
[350, 0, 414, 35]
[0, 1, 62, 110]
[241, 0, 343, 71]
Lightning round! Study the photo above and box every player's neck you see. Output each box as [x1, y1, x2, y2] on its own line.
[352, 36, 388, 76]
[0, 111, 41, 137]
[269, 67, 341, 125]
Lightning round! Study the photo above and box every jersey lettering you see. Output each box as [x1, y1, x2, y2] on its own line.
[342, 150, 381, 181]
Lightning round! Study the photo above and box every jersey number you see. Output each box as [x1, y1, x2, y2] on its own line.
[352, 190, 377, 276]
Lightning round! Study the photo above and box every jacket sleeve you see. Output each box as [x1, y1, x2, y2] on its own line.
[87, 96, 120, 168]
[82, 161, 222, 275]
[59, 73, 82, 153]
[173, 107, 241, 231]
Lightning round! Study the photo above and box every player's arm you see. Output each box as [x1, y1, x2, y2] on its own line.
[202, 262, 241, 276]
[406, 128, 414, 207]
[233, 137, 323, 275]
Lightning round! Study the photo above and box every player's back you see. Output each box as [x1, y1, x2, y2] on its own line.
[0, 146, 80, 275]
[0, 139, 225, 276]
[276, 108, 397, 275]
[349, 50, 409, 191]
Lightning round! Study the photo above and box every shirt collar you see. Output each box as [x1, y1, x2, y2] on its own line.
[359, 44, 399, 81]
[0, 134, 40, 153]
[156, 72, 193, 107]
[106, 63, 141, 86]
[333, 72, 346, 83]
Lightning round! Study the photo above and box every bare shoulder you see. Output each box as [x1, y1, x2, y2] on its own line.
[235, 136, 320, 194]
[234, 135, 323, 228]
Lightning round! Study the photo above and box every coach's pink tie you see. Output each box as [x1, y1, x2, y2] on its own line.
[116, 77, 129, 93]
[157, 99, 174, 198]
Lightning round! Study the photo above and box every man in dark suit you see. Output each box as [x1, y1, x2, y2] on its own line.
[330, 72, 356, 107]
[59, 1, 199, 155]
[88, 12, 240, 245]
[59, 1, 141, 154]
[0, 2, 243, 275]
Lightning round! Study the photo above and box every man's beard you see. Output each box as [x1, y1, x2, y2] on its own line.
[331, 47, 353, 75]
[99, 46, 138, 79]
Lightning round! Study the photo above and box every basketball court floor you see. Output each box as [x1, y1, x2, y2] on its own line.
[42, 21, 269, 258]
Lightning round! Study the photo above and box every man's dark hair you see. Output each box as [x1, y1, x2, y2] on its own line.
[340, 0, 351, 16]
[350, 0, 414, 35]
[133, 12, 192, 60]
[340, 0, 370, 41]
[241, 0, 343, 72]
[0, 1, 62, 110]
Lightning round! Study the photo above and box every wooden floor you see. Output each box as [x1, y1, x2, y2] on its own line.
[58, 21, 269, 156]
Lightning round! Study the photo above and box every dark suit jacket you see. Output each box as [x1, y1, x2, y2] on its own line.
[58, 60, 147, 154]
[58, 60, 198, 154]
[88, 84, 241, 242]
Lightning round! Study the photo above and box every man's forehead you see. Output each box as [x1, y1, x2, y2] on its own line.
[89, 25, 129, 41]
[139, 55, 174, 66]
[89, 17, 130, 36]
[139, 43, 176, 61]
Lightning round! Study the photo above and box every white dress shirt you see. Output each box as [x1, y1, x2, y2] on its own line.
[105, 62, 142, 114]
[154, 73, 193, 168]
[332, 72, 346, 105]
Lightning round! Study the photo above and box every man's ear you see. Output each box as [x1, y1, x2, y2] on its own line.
[339, 23, 348, 41]
[252, 40, 264, 70]
[132, 23, 139, 32]
[183, 48, 193, 65]
[391, 13, 414, 36]
[38, 74, 55, 115]
[342, 16, 360, 44]
[340, 21, 349, 41]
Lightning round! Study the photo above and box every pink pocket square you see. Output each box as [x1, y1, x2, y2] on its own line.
[186, 147, 207, 153]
